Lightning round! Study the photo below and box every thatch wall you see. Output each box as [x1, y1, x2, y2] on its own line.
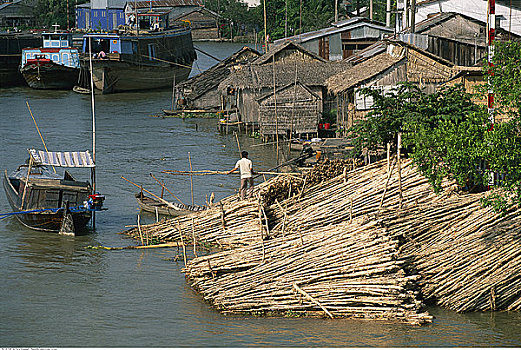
[329, 42, 463, 134]
[179, 47, 260, 110]
[220, 61, 351, 91]
[258, 83, 320, 135]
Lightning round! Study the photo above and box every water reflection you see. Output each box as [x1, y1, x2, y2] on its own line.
[2, 42, 521, 347]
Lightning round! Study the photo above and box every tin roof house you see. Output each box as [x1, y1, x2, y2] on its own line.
[399, 12, 521, 66]
[75, 0, 127, 31]
[326, 40, 465, 136]
[0, 0, 36, 28]
[177, 46, 261, 111]
[414, 0, 521, 37]
[124, 0, 202, 31]
[274, 17, 393, 61]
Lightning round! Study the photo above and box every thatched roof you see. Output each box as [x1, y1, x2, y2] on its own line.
[218, 60, 351, 92]
[326, 52, 403, 94]
[179, 46, 261, 100]
[254, 41, 326, 65]
[256, 81, 321, 103]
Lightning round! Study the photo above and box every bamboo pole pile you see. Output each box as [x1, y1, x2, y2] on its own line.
[121, 160, 361, 247]
[374, 194, 521, 312]
[258, 158, 361, 207]
[184, 217, 433, 325]
[121, 155, 521, 317]
[264, 158, 453, 239]
[123, 200, 266, 248]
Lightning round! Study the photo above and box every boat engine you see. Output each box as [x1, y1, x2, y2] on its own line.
[86, 193, 106, 211]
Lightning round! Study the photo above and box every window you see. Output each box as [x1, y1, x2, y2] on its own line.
[148, 44, 156, 60]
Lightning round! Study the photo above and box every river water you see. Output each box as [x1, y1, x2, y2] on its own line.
[1, 42, 521, 347]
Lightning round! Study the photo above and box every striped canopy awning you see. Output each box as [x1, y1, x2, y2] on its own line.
[29, 149, 95, 168]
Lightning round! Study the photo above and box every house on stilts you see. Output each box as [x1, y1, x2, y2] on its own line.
[176, 46, 261, 111]
[326, 40, 469, 137]
[218, 41, 351, 140]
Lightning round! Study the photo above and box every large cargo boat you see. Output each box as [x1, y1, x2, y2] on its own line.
[81, 26, 196, 93]
[20, 29, 80, 90]
[0, 33, 42, 87]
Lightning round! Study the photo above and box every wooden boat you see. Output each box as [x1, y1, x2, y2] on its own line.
[0, 32, 42, 87]
[2, 149, 103, 234]
[135, 192, 207, 217]
[80, 26, 196, 94]
[20, 28, 80, 90]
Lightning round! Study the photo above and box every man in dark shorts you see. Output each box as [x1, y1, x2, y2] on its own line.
[228, 151, 256, 200]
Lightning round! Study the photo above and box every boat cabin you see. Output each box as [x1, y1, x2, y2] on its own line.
[42, 32, 74, 48]
[20, 30, 79, 68]
[6, 164, 92, 211]
[81, 33, 136, 56]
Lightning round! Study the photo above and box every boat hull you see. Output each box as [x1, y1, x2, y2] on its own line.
[81, 28, 195, 93]
[0, 34, 42, 87]
[3, 170, 91, 233]
[20, 61, 79, 90]
[90, 60, 191, 93]
[135, 192, 206, 217]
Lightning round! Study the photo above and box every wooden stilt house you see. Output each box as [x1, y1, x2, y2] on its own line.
[326, 40, 464, 136]
[257, 82, 321, 137]
[177, 46, 261, 111]
[218, 41, 351, 137]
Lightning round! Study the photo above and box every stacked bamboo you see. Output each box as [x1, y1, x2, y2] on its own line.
[124, 200, 265, 248]
[121, 156, 521, 318]
[184, 217, 433, 325]
[375, 195, 521, 312]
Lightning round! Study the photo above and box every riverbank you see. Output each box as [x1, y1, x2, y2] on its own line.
[123, 157, 521, 324]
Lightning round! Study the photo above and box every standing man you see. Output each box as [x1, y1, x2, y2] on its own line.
[228, 151, 256, 200]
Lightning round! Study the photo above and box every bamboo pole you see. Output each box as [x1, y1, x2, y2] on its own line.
[121, 176, 176, 208]
[397, 132, 403, 209]
[188, 152, 194, 206]
[150, 173, 185, 205]
[26, 101, 56, 173]
[292, 283, 334, 319]
[137, 214, 144, 245]
[88, 242, 178, 250]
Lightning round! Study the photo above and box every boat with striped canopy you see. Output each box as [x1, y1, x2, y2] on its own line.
[3, 149, 103, 234]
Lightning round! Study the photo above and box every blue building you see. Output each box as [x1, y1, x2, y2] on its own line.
[75, 0, 127, 31]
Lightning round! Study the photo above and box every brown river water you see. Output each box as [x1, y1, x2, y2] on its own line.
[1, 42, 521, 347]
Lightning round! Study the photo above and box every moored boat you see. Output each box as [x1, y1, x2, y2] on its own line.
[2, 149, 103, 234]
[80, 26, 196, 94]
[135, 191, 206, 217]
[20, 28, 80, 90]
[0, 32, 42, 87]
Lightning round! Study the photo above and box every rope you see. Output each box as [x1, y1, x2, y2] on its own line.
[0, 205, 93, 221]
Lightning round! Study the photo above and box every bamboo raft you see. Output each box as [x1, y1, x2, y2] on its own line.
[121, 157, 521, 323]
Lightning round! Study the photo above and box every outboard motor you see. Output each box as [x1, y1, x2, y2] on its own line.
[86, 192, 106, 211]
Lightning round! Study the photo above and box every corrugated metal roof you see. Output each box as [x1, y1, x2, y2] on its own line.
[274, 17, 393, 45]
[30, 149, 95, 168]
[129, 0, 202, 9]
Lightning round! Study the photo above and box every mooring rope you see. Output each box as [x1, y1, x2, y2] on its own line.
[0, 206, 89, 221]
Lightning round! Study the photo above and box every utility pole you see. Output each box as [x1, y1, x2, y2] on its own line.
[335, 0, 338, 22]
[263, 0, 268, 52]
[370, 0, 373, 20]
[487, 0, 495, 125]
[356, 0, 360, 16]
[386, 0, 391, 27]
[403, 0, 408, 30]
[410, 0, 416, 33]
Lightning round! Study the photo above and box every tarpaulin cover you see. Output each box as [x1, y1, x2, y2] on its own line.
[29, 149, 95, 168]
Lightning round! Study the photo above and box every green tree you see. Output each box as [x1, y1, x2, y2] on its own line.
[348, 82, 421, 156]
[403, 85, 488, 193]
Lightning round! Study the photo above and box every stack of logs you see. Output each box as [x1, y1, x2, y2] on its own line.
[122, 157, 521, 322]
